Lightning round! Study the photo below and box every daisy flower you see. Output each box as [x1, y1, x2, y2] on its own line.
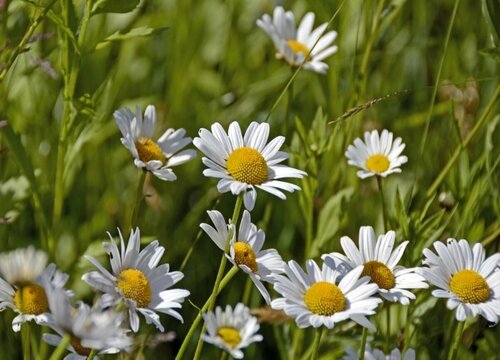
[323, 226, 428, 305]
[202, 303, 263, 359]
[200, 209, 284, 304]
[343, 344, 415, 360]
[114, 104, 196, 181]
[419, 239, 500, 322]
[0, 247, 69, 331]
[257, 6, 338, 74]
[193, 121, 306, 210]
[82, 227, 190, 332]
[271, 259, 382, 329]
[42, 286, 131, 359]
[345, 129, 408, 179]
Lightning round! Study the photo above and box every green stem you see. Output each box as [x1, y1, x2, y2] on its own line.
[219, 351, 228, 360]
[130, 170, 147, 229]
[48, 334, 71, 360]
[403, 303, 412, 353]
[291, 327, 304, 360]
[241, 276, 253, 305]
[22, 324, 31, 360]
[310, 328, 324, 360]
[376, 177, 389, 231]
[174, 266, 239, 360]
[284, 79, 294, 136]
[86, 349, 97, 360]
[359, 327, 368, 360]
[447, 321, 465, 360]
[385, 304, 391, 352]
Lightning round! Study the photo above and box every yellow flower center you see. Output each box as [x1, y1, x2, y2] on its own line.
[117, 268, 152, 308]
[449, 269, 490, 304]
[226, 147, 268, 185]
[362, 261, 395, 290]
[287, 40, 311, 59]
[365, 154, 390, 173]
[217, 327, 241, 348]
[135, 136, 166, 164]
[304, 281, 345, 316]
[13, 283, 49, 315]
[233, 242, 258, 273]
[70, 337, 91, 356]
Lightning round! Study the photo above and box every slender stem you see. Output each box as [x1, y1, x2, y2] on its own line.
[174, 266, 239, 360]
[48, 334, 71, 360]
[22, 324, 31, 360]
[284, 80, 294, 136]
[86, 350, 97, 360]
[376, 177, 389, 231]
[403, 303, 412, 353]
[359, 327, 368, 360]
[241, 276, 253, 305]
[219, 351, 228, 360]
[291, 327, 304, 360]
[385, 304, 391, 352]
[310, 328, 324, 360]
[447, 321, 465, 360]
[130, 170, 147, 229]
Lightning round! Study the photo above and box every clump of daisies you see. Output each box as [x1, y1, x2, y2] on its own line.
[194, 121, 306, 210]
[82, 227, 190, 332]
[323, 226, 428, 305]
[257, 6, 338, 74]
[200, 209, 284, 304]
[202, 303, 263, 359]
[419, 239, 500, 322]
[0, 247, 69, 331]
[345, 129, 408, 179]
[114, 104, 196, 181]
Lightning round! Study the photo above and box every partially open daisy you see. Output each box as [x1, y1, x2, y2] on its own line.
[323, 226, 428, 305]
[345, 129, 408, 179]
[343, 344, 415, 360]
[419, 239, 500, 322]
[42, 286, 131, 359]
[194, 121, 306, 210]
[257, 6, 338, 74]
[200, 210, 284, 304]
[82, 227, 190, 332]
[202, 303, 263, 359]
[0, 247, 69, 331]
[114, 104, 196, 181]
[271, 259, 381, 329]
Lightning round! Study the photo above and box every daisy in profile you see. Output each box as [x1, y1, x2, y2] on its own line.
[82, 227, 190, 332]
[42, 286, 131, 359]
[323, 226, 428, 305]
[200, 210, 284, 304]
[271, 259, 381, 329]
[194, 121, 306, 210]
[0, 247, 69, 331]
[257, 6, 338, 74]
[202, 303, 263, 359]
[114, 104, 196, 181]
[345, 129, 408, 179]
[343, 344, 415, 360]
[419, 239, 500, 322]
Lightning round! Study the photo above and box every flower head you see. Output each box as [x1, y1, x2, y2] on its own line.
[257, 6, 338, 74]
[114, 105, 196, 181]
[82, 228, 190, 332]
[202, 303, 263, 359]
[42, 286, 131, 359]
[345, 129, 408, 179]
[419, 239, 500, 322]
[194, 121, 306, 210]
[323, 226, 428, 305]
[0, 247, 69, 331]
[200, 210, 284, 304]
[271, 259, 382, 329]
[343, 344, 415, 360]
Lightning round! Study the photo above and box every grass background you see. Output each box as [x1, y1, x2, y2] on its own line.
[0, 0, 499, 358]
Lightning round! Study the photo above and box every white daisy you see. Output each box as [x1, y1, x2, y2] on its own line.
[202, 303, 263, 359]
[271, 259, 382, 329]
[82, 227, 190, 332]
[200, 209, 284, 304]
[193, 121, 306, 211]
[345, 129, 408, 179]
[42, 286, 131, 360]
[0, 247, 69, 331]
[419, 239, 500, 322]
[114, 104, 196, 181]
[323, 226, 428, 305]
[257, 6, 338, 74]
[343, 344, 415, 360]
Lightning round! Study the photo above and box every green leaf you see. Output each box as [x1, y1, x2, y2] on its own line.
[92, 0, 140, 14]
[482, 0, 500, 44]
[95, 26, 168, 50]
[479, 47, 500, 63]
